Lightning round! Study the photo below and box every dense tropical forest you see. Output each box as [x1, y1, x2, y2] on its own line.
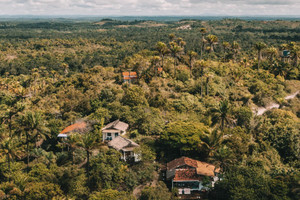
[0, 17, 299, 200]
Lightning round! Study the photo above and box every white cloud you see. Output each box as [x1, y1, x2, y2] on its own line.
[0, 0, 299, 16]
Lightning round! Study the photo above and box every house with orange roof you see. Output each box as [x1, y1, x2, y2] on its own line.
[122, 71, 138, 83]
[57, 121, 90, 138]
[166, 156, 220, 196]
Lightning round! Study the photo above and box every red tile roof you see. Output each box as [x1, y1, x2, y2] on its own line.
[174, 169, 202, 181]
[167, 157, 220, 177]
[157, 67, 163, 72]
[60, 121, 87, 135]
[167, 157, 198, 170]
[122, 72, 138, 80]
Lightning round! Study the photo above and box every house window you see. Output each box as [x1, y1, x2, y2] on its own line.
[106, 133, 112, 141]
[115, 133, 119, 137]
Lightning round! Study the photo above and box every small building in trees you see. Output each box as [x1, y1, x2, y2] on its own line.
[166, 157, 220, 197]
[108, 136, 140, 162]
[122, 71, 138, 83]
[57, 121, 90, 138]
[102, 120, 129, 142]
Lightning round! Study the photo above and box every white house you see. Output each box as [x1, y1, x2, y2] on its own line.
[102, 120, 129, 142]
[108, 136, 141, 162]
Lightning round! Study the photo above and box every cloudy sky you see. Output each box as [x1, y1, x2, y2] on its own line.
[0, 0, 299, 16]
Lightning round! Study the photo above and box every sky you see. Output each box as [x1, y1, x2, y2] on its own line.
[0, 0, 299, 16]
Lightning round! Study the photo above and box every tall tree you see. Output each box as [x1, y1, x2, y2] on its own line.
[206, 34, 218, 53]
[19, 111, 48, 173]
[266, 46, 278, 63]
[78, 132, 97, 183]
[169, 41, 183, 76]
[254, 42, 267, 69]
[193, 60, 209, 96]
[222, 41, 230, 62]
[187, 50, 198, 73]
[168, 33, 176, 41]
[232, 41, 240, 63]
[199, 129, 224, 158]
[66, 133, 80, 165]
[0, 137, 21, 175]
[210, 100, 234, 131]
[155, 42, 169, 69]
[200, 28, 207, 59]
[288, 42, 300, 67]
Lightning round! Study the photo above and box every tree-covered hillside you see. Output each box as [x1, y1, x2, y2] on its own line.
[0, 18, 299, 200]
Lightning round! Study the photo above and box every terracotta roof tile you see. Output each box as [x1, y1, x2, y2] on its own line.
[167, 157, 220, 178]
[60, 121, 87, 135]
[122, 72, 138, 79]
[174, 169, 202, 181]
[167, 157, 198, 170]
[196, 161, 220, 177]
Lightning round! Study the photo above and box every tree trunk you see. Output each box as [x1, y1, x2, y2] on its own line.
[26, 134, 29, 173]
[174, 57, 176, 77]
[72, 150, 74, 165]
[86, 150, 90, 183]
[7, 154, 11, 173]
[205, 77, 209, 96]
[201, 36, 205, 60]
[221, 118, 225, 131]
[7, 154, 11, 181]
[200, 77, 203, 97]
[258, 51, 261, 70]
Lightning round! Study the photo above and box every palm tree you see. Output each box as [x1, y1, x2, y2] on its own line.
[210, 100, 234, 131]
[61, 63, 69, 75]
[200, 28, 207, 59]
[187, 51, 198, 73]
[30, 148, 45, 163]
[232, 41, 240, 63]
[222, 41, 230, 62]
[78, 133, 98, 183]
[0, 137, 21, 175]
[2, 102, 25, 137]
[66, 133, 80, 165]
[288, 42, 300, 67]
[168, 33, 176, 41]
[193, 60, 209, 96]
[19, 111, 48, 173]
[169, 41, 183, 76]
[206, 34, 218, 53]
[266, 46, 278, 63]
[155, 42, 169, 69]
[254, 42, 267, 69]
[199, 129, 224, 158]
[209, 145, 235, 171]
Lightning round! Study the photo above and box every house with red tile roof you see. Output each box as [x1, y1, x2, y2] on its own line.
[166, 157, 220, 196]
[57, 121, 90, 138]
[122, 71, 138, 83]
